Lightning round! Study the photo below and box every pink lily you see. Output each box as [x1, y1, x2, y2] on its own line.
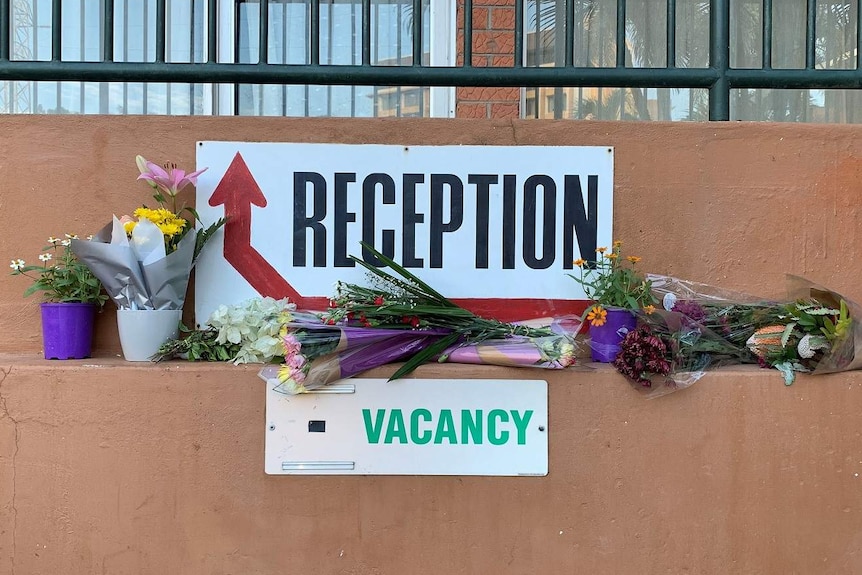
[136, 155, 207, 198]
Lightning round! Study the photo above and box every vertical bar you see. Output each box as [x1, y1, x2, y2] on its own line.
[514, 0, 523, 66]
[858, 0, 862, 70]
[361, 0, 371, 65]
[0, 0, 9, 61]
[283, 3, 289, 114]
[464, 0, 472, 66]
[143, 0, 149, 113]
[616, 0, 626, 66]
[350, 0, 356, 115]
[412, 0, 422, 66]
[207, 0, 217, 62]
[762, 0, 772, 69]
[709, 0, 730, 120]
[103, 0, 114, 61]
[397, 4, 403, 115]
[666, 0, 676, 67]
[805, 0, 815, 69]
[260, 0, 269, 63]
[532, 0, 540, 66]
[310, 0, 320, 65]
[79, 0, 85, 112]
[52, 0, 62, 60]
[565, 0, 574, 66]
[155, 0, 166, 62]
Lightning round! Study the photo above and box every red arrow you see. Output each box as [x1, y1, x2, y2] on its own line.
[209, 152, 328, 309]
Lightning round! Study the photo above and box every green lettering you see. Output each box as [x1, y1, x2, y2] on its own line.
[488, 409, 509, 445]
[363, 409, 386, 444]
[410, 409, 432, 444]
[510, 410, 533, 445]
[434, 409, 458, 444]
[384, 409, 408, 444]
[461, 409, 483, 444]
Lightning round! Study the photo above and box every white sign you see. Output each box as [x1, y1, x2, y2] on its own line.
[264, 378, 548, 476]
[195, 142, 613, 321]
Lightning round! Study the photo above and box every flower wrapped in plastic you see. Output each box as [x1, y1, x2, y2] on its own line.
[617, 274, 861, 397]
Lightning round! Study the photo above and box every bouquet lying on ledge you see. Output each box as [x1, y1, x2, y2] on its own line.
[615, 274, 861, 398]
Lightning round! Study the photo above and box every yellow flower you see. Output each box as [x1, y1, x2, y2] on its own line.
[613, 240, 622, 248]
[573, 258, 586, 267]
[643, 305, 656, 314]
[606, 253, 618, 260]
[124, 221, 137, 235]
[586, 305, 607, 327]
[596, 247, 607, 254]
[627, 256, 641, 264]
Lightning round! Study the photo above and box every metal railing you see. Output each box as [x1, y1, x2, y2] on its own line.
[0, 0, 860, 120]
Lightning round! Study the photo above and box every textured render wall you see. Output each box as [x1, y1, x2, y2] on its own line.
[1, 116, 861, 354]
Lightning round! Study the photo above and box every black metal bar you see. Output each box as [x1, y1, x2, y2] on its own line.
[667, 0, 675, 67]
[464, 0, 472, 67]
[805, 0, 815, 69]
[310, 0, 320, 65]
[0, 0, 8, 61]
[858, 0, 862, 71]
[207, 0, 217, 63]
[103, 0, 114, 61]
[52, 0, 62, 61]
[514, 0, 523, 67]
[260, 0, 269, 64]
[762, 0, 772, 69]
[412, 0, 421, 66]
[565, 0, 574, 67]
[155, 0, 166, 63]
[708, 0, 730, 120]
[361, 0, 370, 65]
[616, 0, 626, 67]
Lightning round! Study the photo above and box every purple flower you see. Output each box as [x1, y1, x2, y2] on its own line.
[671, 300, 707, 322]
[136, 155, 207, 198]
[613, 325, 671, 387]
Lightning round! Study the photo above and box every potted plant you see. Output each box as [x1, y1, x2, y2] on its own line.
[10, 235, 107, 359]
[568, 240, 657, 362]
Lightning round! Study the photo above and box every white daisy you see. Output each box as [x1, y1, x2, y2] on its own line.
[38, 253, 52, 262]
[47, 236, 59, 244]
[9, 259, 25, 271]
[65, 233, 79, 239]
[60, 239, 71, 246]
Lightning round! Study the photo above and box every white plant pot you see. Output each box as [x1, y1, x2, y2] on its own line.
[116, 309, 183, 361]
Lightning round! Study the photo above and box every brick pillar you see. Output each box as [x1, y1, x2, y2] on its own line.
[455, 0, 520, 119]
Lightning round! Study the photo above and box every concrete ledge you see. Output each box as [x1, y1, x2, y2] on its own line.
[2, 356, 862, 573]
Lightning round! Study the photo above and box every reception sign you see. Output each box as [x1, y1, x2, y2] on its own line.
[195, 142, 613, 321]
[264, 378, 548, 476]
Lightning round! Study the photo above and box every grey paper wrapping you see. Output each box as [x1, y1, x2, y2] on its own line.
[71, 219, 195, 310]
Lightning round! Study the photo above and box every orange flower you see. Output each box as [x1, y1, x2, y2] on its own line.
[613, 240, 622, 248]
[643, 305, 656, 314]
[596, 247, 607, 254]
[627, 256, 641, 264]
[573, 258, 586, 267]
[586, 305, 607, 327]
[606, 253, 618, 260]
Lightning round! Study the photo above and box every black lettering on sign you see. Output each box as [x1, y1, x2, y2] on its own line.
[333, 173, 357, 267]
[401, 173, 425, 268]
[429, 174, 464, 269]
[293, 172, 327, 267]
[469, 174, 497, 269]
[523, 174, 556, 270]
[362, 173, 396, 266]
[502, 175, 517, 269]
[563, 174, 599, 268]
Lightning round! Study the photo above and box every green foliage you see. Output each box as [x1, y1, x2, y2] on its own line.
[567, 241, 656, 315]
[11, 240, 107, 306]
[152, 324, 242, 362]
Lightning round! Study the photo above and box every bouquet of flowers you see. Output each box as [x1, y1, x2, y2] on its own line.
[614, 274, 860, 397]
[260, 242, 581, 394]
[568, 240, 657, 328]
[71, 156, 225, 311]
[10, 234, 107, 306]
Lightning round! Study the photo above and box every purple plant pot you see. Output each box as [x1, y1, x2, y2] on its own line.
[40, 302, 96, 360]
[589, 307, 637, 363]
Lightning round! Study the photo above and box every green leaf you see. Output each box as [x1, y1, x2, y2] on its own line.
[389, 332, 461, 381]
[780, 322, 796, 347]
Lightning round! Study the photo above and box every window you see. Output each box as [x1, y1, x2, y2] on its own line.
[522, 0, 862, 123]
[0, 0, 455, 116]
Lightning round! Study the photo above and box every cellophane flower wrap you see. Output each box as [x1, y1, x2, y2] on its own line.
[258, 311, 449, 394]
[619, 274, 859, 398]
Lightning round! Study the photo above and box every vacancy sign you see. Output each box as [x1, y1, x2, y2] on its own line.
[264, 378, 548, 476]
[195, 142, 613, 321]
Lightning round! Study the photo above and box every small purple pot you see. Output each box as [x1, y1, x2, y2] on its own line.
[589, 307, 637, 363]
[40, 302, 96, 360]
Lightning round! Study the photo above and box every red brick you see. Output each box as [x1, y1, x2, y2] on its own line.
[473, 31, 515, 55]
[491, 55, 515, 67]
[490, 7, 515, 30]
[490, 103, 520, 119]
[472, 7, 490, 29]
[457, 87, 520, 102]
[472, 0, 514, 6]
[456, 103, 489, 118]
